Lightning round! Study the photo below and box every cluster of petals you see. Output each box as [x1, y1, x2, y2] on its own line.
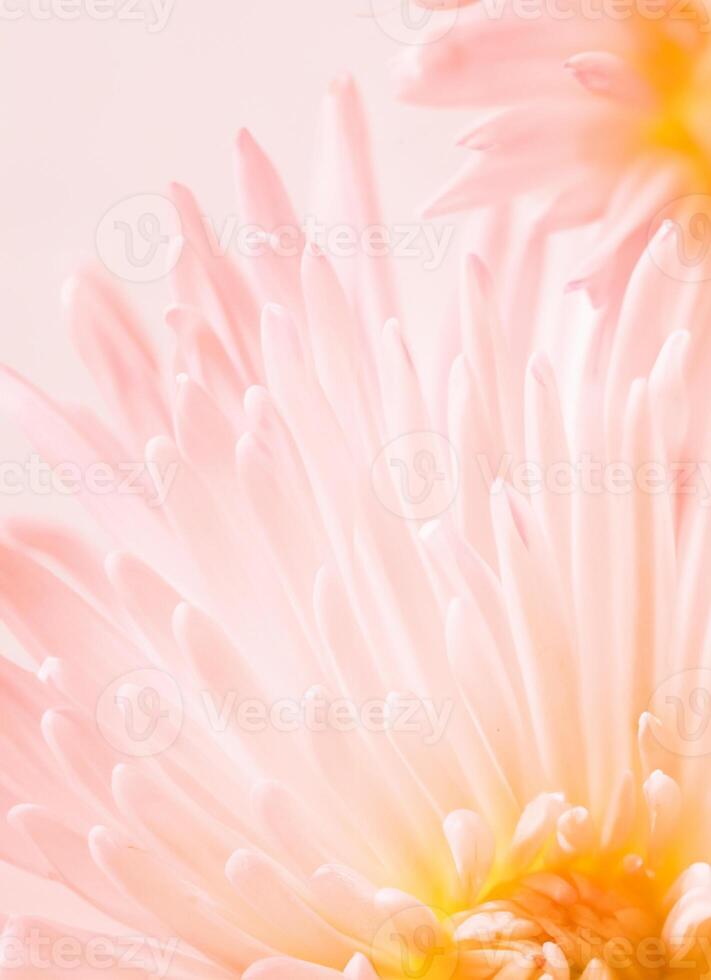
[2, 40, 711, 980]
[399, 0, 711, 304]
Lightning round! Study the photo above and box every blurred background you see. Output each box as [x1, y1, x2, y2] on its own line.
[0, 0, 467, 918]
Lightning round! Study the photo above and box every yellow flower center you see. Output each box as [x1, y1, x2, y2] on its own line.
[636, 18, 711, 180]
[371, 865, 709, 980]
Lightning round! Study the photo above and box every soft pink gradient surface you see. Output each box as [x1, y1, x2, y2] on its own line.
[0, 1, 465, 434]
[0, 1, 467, 916]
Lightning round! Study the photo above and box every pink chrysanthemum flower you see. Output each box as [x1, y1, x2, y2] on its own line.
[395, 0, 711, 302]
[2, 77, 711, 980]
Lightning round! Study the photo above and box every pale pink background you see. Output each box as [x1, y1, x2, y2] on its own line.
[0, 2, 467, 918]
